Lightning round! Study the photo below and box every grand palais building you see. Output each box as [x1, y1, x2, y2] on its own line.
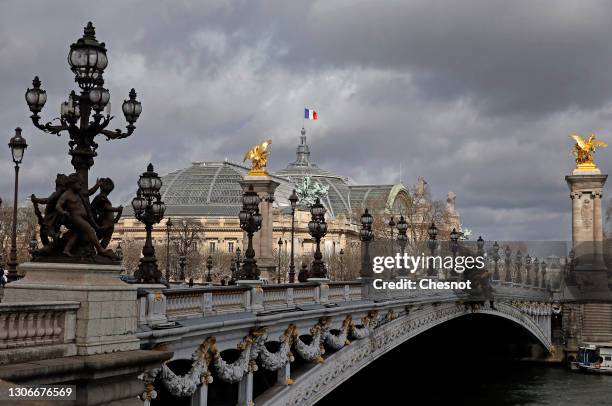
[115, 128, 461, 280]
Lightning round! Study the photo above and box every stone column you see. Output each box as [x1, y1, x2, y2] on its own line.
[240, 176, 280, 281]
[565, 173, 609, 293]
[191, 383, 208, 406]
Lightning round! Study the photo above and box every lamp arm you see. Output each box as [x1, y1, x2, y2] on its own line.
[100, 123, 135, 140]
[31, 114, 69, 136]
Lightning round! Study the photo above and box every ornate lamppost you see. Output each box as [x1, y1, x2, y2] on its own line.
[178, 255, 187, 282]
[235, 247, 242, 276]
[288, 189, 299, 283]
[525, 254, 532, 286]
[131, 164, 165, 283]
[492, 241, 500, 281]
[449, 227, 459, 279]
[514, 250, 523, 284]
[540, 260, 547, 289]
[388, 216, 395, 252]
[238, 186, 262, 280]
[25, 22, 141, 190]
[476, 236, 485, 256]
[360, 209, 374, 277]
[339, 248, 345, 280]
[396, 216, 408, 252]
[533, 257, 540, 288]
[427, 222, 438, 277]
[206, 255, 213, 283]
[277, 237, 283, 283]
[165, 218, 173, 283]
[308, 198, 328, 279]
[504, 245, 512, 283]
[7, 128, 28, 282]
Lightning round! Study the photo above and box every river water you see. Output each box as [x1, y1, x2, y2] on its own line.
[317, 314, 612, 405]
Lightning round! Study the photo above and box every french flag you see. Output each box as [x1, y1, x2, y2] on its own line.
[304, 108, 318, 120]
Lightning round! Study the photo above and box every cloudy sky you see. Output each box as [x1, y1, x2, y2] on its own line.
[2, 0, 612, 240]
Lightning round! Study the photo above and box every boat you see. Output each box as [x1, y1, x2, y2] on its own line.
[575, 342, 612, 374]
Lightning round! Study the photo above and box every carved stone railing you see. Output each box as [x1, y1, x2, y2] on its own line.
[0, 301, 79, 364]
[136, 278, 551, 330]
[138, 281, 364, 326]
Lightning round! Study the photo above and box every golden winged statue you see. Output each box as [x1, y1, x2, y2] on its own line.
[243, 139, 272, 176]
[569, 133, 608, 170]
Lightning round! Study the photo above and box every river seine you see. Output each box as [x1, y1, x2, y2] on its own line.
[317, 314, 612, 405]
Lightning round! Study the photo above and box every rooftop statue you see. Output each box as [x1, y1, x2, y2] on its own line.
[296, 176, 329, 207]
[570, 133, 607, 171]
[243, 139, 272, 176]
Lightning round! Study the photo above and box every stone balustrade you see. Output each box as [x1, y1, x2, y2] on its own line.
[137, 278, 552, 330]
[138, 281, 364, 326]
[0, 301, 79, 364]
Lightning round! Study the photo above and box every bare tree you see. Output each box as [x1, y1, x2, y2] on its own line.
[0, 202, 38, 268]
[171, 219, 204, 281]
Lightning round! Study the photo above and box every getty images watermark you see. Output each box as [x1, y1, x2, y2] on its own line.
[370, 253, 485, 290]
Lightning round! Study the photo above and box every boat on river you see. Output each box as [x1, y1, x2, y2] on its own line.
[574, 342, 612, 374]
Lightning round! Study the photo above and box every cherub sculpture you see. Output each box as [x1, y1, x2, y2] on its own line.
[570, 133, 608, 169]
[31, 173, 119, 261]
[243, 139, 272, 175]
[91, 178, 123, 248]
[56, 174, 114, 258]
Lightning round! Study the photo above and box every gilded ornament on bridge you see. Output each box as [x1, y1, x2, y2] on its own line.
[569, 133, 608, 171]
[243, 139, 272, 176]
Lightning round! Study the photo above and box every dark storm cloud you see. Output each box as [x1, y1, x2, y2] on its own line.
[1, 0, 612, 240]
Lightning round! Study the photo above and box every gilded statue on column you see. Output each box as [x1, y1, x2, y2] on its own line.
[243, 139, 272, 176]
[569, 134, 607, 171]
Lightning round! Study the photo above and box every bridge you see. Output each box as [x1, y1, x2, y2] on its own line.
[131, 276, 556, 406]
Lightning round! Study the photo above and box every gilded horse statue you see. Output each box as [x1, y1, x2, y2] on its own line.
[243, 139, 272, 175]
[570, 133, 607, 170]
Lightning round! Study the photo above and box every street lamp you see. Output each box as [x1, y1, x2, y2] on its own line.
[288, 188, 299, 283]
[277, 237, 283, 283]
[540, 260, 547, 289]
[178, 255, 187, 282]
[339, 248, 345, 280]
[360, 208, 374, 277]
[476, 236, 485, 257]
[206, 255, 213, 283]
[533, 257, 540, 288]
[504, 245, 512, 283]
[238, 185, 262, 280]
[427, 222, 438, 277]
[235, 247, 242, 277]
[525, 254, 532, 286]
[514, 250, 523, 284]
[449, 227, 459, 279]
[131, 163, 165, 283]
[25, 22, 141, 189]
[7, 128, 28, 282]
[308, 198, 328, 279]
[165, 218, 173, 283]
[388, 216, 395, 251]
[492, 241, 500, 281]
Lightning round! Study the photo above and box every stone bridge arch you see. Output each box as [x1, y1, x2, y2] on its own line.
[258, 302, 552, 406]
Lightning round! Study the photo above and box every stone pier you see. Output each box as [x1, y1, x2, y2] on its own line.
[240, 175, 280, 281]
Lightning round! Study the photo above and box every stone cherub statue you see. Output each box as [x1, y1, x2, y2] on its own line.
[570, 133, 607, 170]
[31, 173, 121, 262]
[243, 139, 272, 175]
[91, 178, 123, 248]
